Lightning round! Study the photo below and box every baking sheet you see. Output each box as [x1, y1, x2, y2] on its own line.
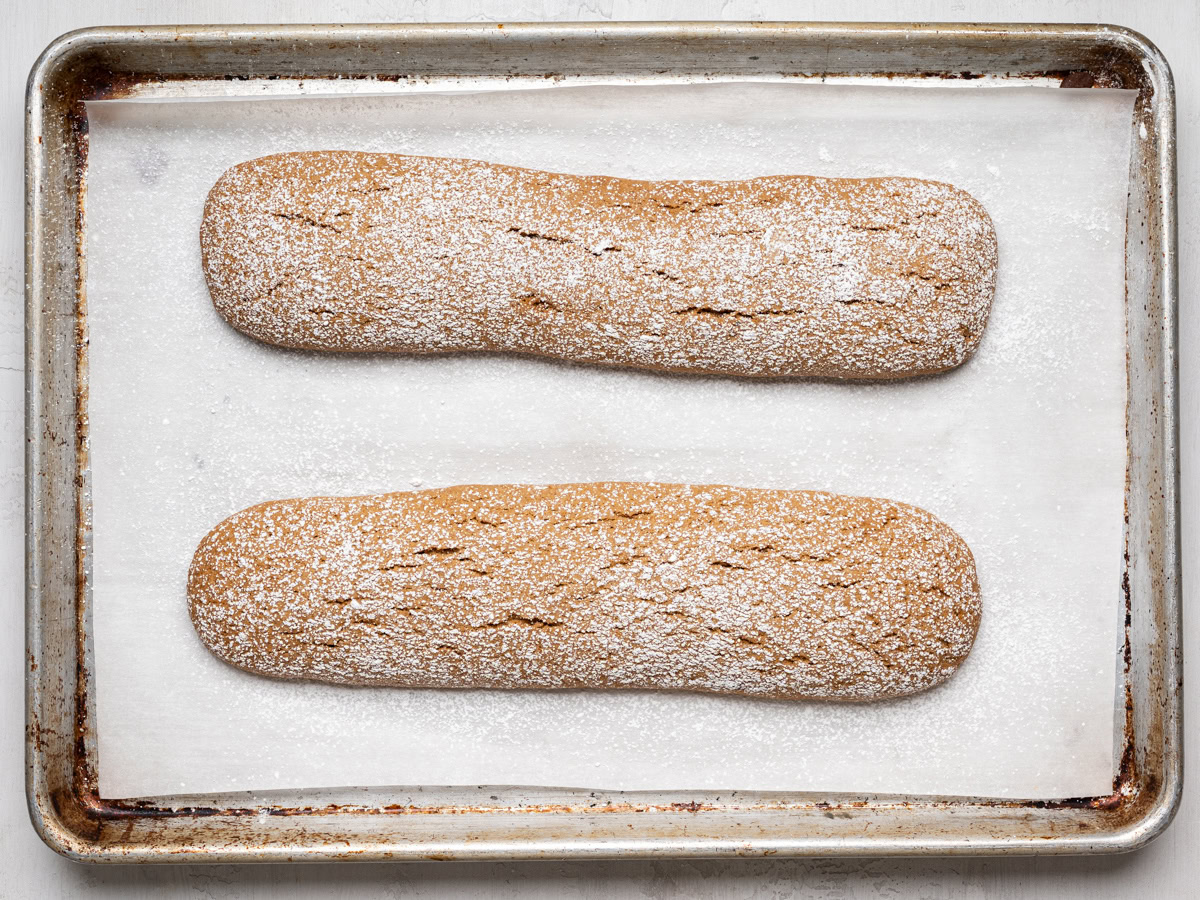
[85, 81, 1134, 800]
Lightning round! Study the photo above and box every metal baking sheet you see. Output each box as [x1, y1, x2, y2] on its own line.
[25, 22, 1180, 860]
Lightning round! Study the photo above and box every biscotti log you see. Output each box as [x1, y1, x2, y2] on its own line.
[188, 483, 981, 701]
[201, 152, 997, 378]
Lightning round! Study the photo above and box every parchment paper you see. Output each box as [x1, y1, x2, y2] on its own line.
[85, 81, 1134, 800]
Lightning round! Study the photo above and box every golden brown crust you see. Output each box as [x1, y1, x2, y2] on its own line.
[187, 483, 981, 701]
[201, 152, 997, 378]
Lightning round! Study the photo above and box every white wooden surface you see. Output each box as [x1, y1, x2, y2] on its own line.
[1, 1, 1193, 896]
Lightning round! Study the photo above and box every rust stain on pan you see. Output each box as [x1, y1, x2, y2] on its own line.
[79, 772, 1142, 822]
[1060, 71, 1097, 89]
[71, 83, 96, 813]
[98, 803, 260, 819]
[63, 58, 1146, 100]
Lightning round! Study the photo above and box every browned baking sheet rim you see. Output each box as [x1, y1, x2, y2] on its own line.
[25, 21, 1180, 860]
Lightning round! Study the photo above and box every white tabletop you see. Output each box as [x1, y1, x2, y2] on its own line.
[1, 1, 1194, 896]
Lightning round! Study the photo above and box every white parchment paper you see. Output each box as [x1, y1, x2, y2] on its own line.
[85, 82, 1134, 800]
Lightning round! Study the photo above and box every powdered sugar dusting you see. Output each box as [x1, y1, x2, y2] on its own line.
[201, 152, 997, 378]
[189, 483, 980, 701]
[84, 83, 1133, 800]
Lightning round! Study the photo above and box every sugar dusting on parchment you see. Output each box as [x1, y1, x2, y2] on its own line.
[201, 152, 997, 378]
[188, 483, 981, 701]
[84, 82, 1133, 799]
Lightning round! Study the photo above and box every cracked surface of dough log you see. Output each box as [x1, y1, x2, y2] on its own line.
[201, 152, 998, 378]
[188, 483, 982, 701]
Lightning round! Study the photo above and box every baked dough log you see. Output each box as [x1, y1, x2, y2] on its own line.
[188, 483, 981, 701]
[201, 152, 997, 378]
